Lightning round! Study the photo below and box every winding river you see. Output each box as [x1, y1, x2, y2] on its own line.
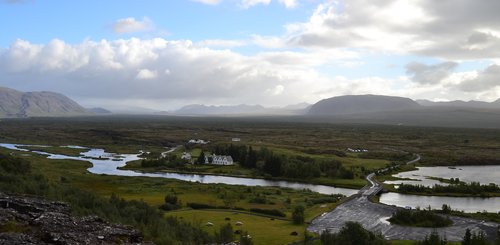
[2, 143, 500, 212]
[0, 143, 358, 196]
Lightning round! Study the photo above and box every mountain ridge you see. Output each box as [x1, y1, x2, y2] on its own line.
[308, 94, 421, 115]
[0, 87, 89, 118]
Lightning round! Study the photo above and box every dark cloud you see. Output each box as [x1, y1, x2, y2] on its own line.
[459, 65, 500, 92]
[405, 62, 457, 85]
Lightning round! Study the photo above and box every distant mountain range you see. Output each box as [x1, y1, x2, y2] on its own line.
[173, 103, 310, 116]
[171, 94, 500, 128]
[0, 87, 110, 118]
[304, 94, 500, 128]
[416, 99, 500, 108]
[2, 86, 499, 128]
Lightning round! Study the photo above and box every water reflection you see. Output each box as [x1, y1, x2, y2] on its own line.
[0, 143, 358, 196]
[386, 166, 500, 187]
[380, 192, 500, 213]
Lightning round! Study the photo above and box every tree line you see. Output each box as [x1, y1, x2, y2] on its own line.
[204, 144, 355, 180]
[317, 221, 500, 245]
[398, 182, 500, 196]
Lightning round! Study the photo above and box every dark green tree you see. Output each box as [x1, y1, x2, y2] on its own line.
[197, 151, 205, 164]
[320, 222, 387, 245]
[216, 223, 234, 243]
[463, 228, 471, 245]
[496, 225, 500, 245]
[292, 205, 305, 225]
[164, 194, 178, 205]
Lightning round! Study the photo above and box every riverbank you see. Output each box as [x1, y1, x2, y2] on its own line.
[120, 162, 366, 189]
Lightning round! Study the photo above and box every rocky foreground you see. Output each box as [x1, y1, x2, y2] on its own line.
[0, 192, 151, 244]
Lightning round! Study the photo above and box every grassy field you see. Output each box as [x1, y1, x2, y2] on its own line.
[1, 116, 500, 244]
[167, 209, 306, 245]
[0, 146, 342, 244]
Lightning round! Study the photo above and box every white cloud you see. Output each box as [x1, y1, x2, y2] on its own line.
[112, 17, 153, 34]
[284, 0, 500, 60]
[191, 0, 222, 5]
[0, 37, 499, 110]
[252, 35, 287, 49]
[196, 39, 246, 49]
[240, 0, 271, 8]
[267, 84, 284, 95]
[278, 0, 297, 9]
[0, 38, 331, 109]
[136, 69, 157, 80]
[192, 0, 297, 8]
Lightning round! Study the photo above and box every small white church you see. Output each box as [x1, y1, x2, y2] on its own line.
[205, 154, 234, 165]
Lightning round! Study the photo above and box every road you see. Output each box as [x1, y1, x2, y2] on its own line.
[307, 154, 499, 241]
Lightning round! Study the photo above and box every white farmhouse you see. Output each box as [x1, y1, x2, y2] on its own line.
[205, 154, 234, 165]
[181, 152, 192, 160]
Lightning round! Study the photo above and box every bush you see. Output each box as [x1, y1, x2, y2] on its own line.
[320, 222, 388, 245]
[292, 205, 305, 224]
[249, 208, 286, 217]
[187, 202, 216, 209]
[388, 209, 453, 228]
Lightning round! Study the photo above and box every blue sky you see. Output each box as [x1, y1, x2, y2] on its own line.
[0, 0, 314, 46]
[1, 0, 499, 110]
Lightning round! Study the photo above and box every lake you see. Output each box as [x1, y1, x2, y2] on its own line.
[380, 192, 500, 213]
[384, 166, 500, 187]
[380, 165, 500, 212]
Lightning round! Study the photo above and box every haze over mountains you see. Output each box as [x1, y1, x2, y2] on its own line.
[173, 103, 310, 116]
[1, 87, 499, 128]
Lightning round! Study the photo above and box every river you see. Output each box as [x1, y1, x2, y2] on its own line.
[0, 143, 358, 196]
[384, 166, 500, 187]
[380, 165, 500, 212]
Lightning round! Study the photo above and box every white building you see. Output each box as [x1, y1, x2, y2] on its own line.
[205, 154, 234, 165]
[181, 152, 192, 160]
[188, 139, 209, 144]
[231, 138, 241, 142]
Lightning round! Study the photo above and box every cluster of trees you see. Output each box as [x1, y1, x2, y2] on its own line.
[398, 182, 500, 196]
[319, 222, 388, 245]
[292, 205, 305, 224]
[215, 223, 253, 245]
[388, 209, 453, 228]
[159, 194, 181, 211]
[0, 153, 213, 244]
[208, 144, 354, 180]
[318, 222, 500, 245]
[415, 228, 500, 245]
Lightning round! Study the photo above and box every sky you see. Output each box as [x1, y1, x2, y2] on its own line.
[1, 0, 500, 111]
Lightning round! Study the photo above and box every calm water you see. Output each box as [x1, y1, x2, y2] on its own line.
[380, 165, 500, 213]
[380, 192, 500, 213]
[384, 166, 500, 187]
[0, 143, 358, 196]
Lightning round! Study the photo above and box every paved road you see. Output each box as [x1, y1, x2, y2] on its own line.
[307, 154, 499, 241]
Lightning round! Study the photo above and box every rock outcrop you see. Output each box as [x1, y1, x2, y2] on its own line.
[0, 192, 151, 244]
